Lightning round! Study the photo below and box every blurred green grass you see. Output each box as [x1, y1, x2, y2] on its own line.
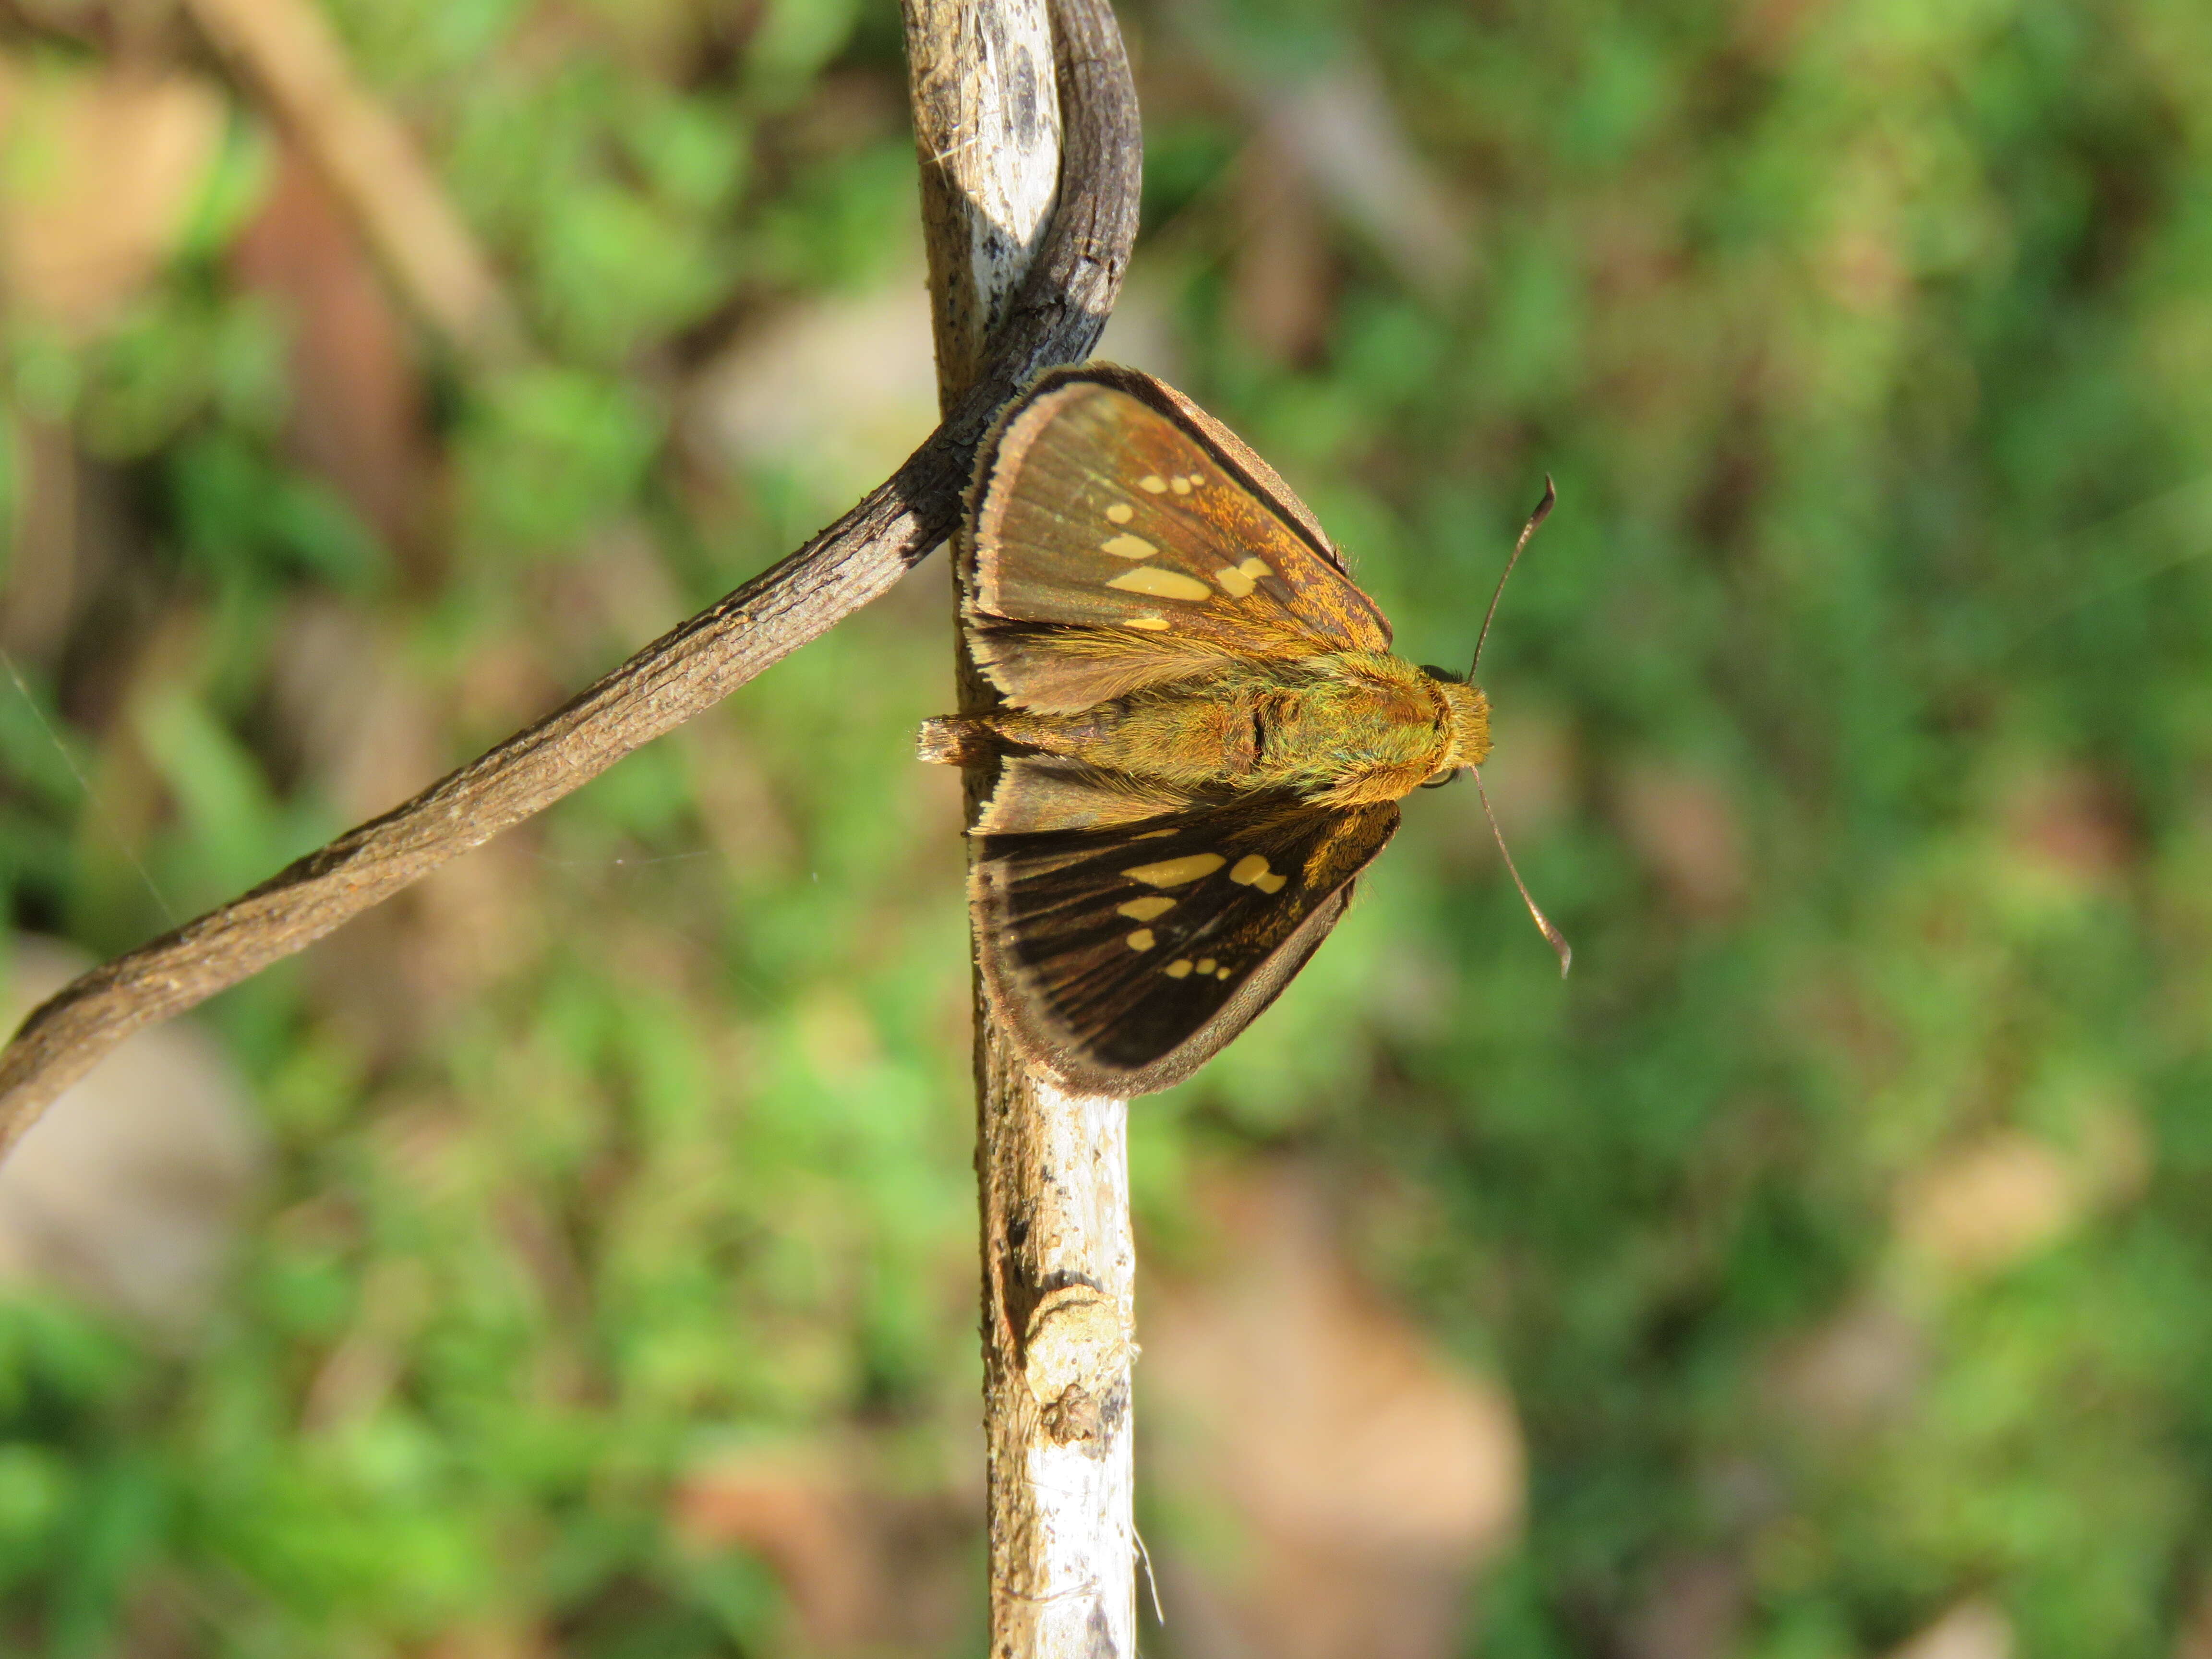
[4, 0, 2212, 1652]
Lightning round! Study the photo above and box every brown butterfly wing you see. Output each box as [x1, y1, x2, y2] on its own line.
[972, 795, 1400, 1095]
[962, 365, 1393, 713]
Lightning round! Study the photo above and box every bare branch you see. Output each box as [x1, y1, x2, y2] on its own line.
[903, 0, 1139, 1649]
[907, 0, 1063, 411]
[0, 0, 1142, 1162]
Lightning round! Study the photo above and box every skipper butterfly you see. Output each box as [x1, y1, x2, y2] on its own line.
[921, 365, 1563, 1095]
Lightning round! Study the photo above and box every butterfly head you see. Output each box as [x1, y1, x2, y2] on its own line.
[1419, 668, 1491, 785]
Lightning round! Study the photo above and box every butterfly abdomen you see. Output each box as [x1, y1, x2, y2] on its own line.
[917, 716, 994, 766]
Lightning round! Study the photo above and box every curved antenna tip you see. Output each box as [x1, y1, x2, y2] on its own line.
[1475, 770, 1573, 979]
[1471, 476, 1559, 676]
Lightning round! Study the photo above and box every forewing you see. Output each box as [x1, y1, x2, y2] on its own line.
[973, 795, 1399, 1095]
[963, 365, 1392, 711]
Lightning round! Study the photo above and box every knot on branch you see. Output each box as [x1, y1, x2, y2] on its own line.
[1022, 1281, 1133, 1445]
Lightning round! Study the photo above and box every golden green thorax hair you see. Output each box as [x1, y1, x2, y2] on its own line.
[976, 649, 1491, 809]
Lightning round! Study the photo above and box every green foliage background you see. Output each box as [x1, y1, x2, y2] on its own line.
[4, 0, 2212, 1652]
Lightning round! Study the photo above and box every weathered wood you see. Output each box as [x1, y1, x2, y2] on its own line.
[0, 0, 1142, 1163]
[971, 1042, 1138, 1656]
[902, 1, 1139, 1651]
[906, 0, 1063, 412]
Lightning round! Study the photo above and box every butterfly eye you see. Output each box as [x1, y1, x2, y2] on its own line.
[1420, 769, 1462, 790]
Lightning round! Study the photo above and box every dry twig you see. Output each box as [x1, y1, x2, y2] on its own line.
[0, 0, 1141, 1162]
[903, 0, 1139, 1649]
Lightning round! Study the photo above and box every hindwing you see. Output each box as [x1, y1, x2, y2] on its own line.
[972, 794, 1399, 1095]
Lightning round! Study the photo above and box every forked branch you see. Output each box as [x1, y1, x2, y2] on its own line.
[0, 0, 1140, 1161]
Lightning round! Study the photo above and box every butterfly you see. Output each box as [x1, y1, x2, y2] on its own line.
[920, 363, 1564, 1096]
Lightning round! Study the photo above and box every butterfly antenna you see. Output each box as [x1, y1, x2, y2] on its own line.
[1475, 769, 1570, 977]
[1471, 476, 1555, 676]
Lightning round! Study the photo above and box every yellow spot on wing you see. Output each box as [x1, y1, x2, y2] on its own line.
[1123, 853, 1226, 887]
[1229, 854, 1273, 886]
[1195, 957, 1217, 974]
[1254, 872, 1287, 893]
[1214, 564, 1256, 598]
[1171, 475, 1192, 494]
[1125, 615, 1170, 630]
[1216, 967, 1232, 980]
[1107, 566, 1213, 601]
[1105, 503, 1134, 523]
[1165, 959, 1194, 978]
[1139, 474, 1168, 493]
[1127, 929, 1156, 951]
[1237, 556, 1274, 580]
[1102, 533, 1156, 559]
[1118, 896, 1176, 922]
